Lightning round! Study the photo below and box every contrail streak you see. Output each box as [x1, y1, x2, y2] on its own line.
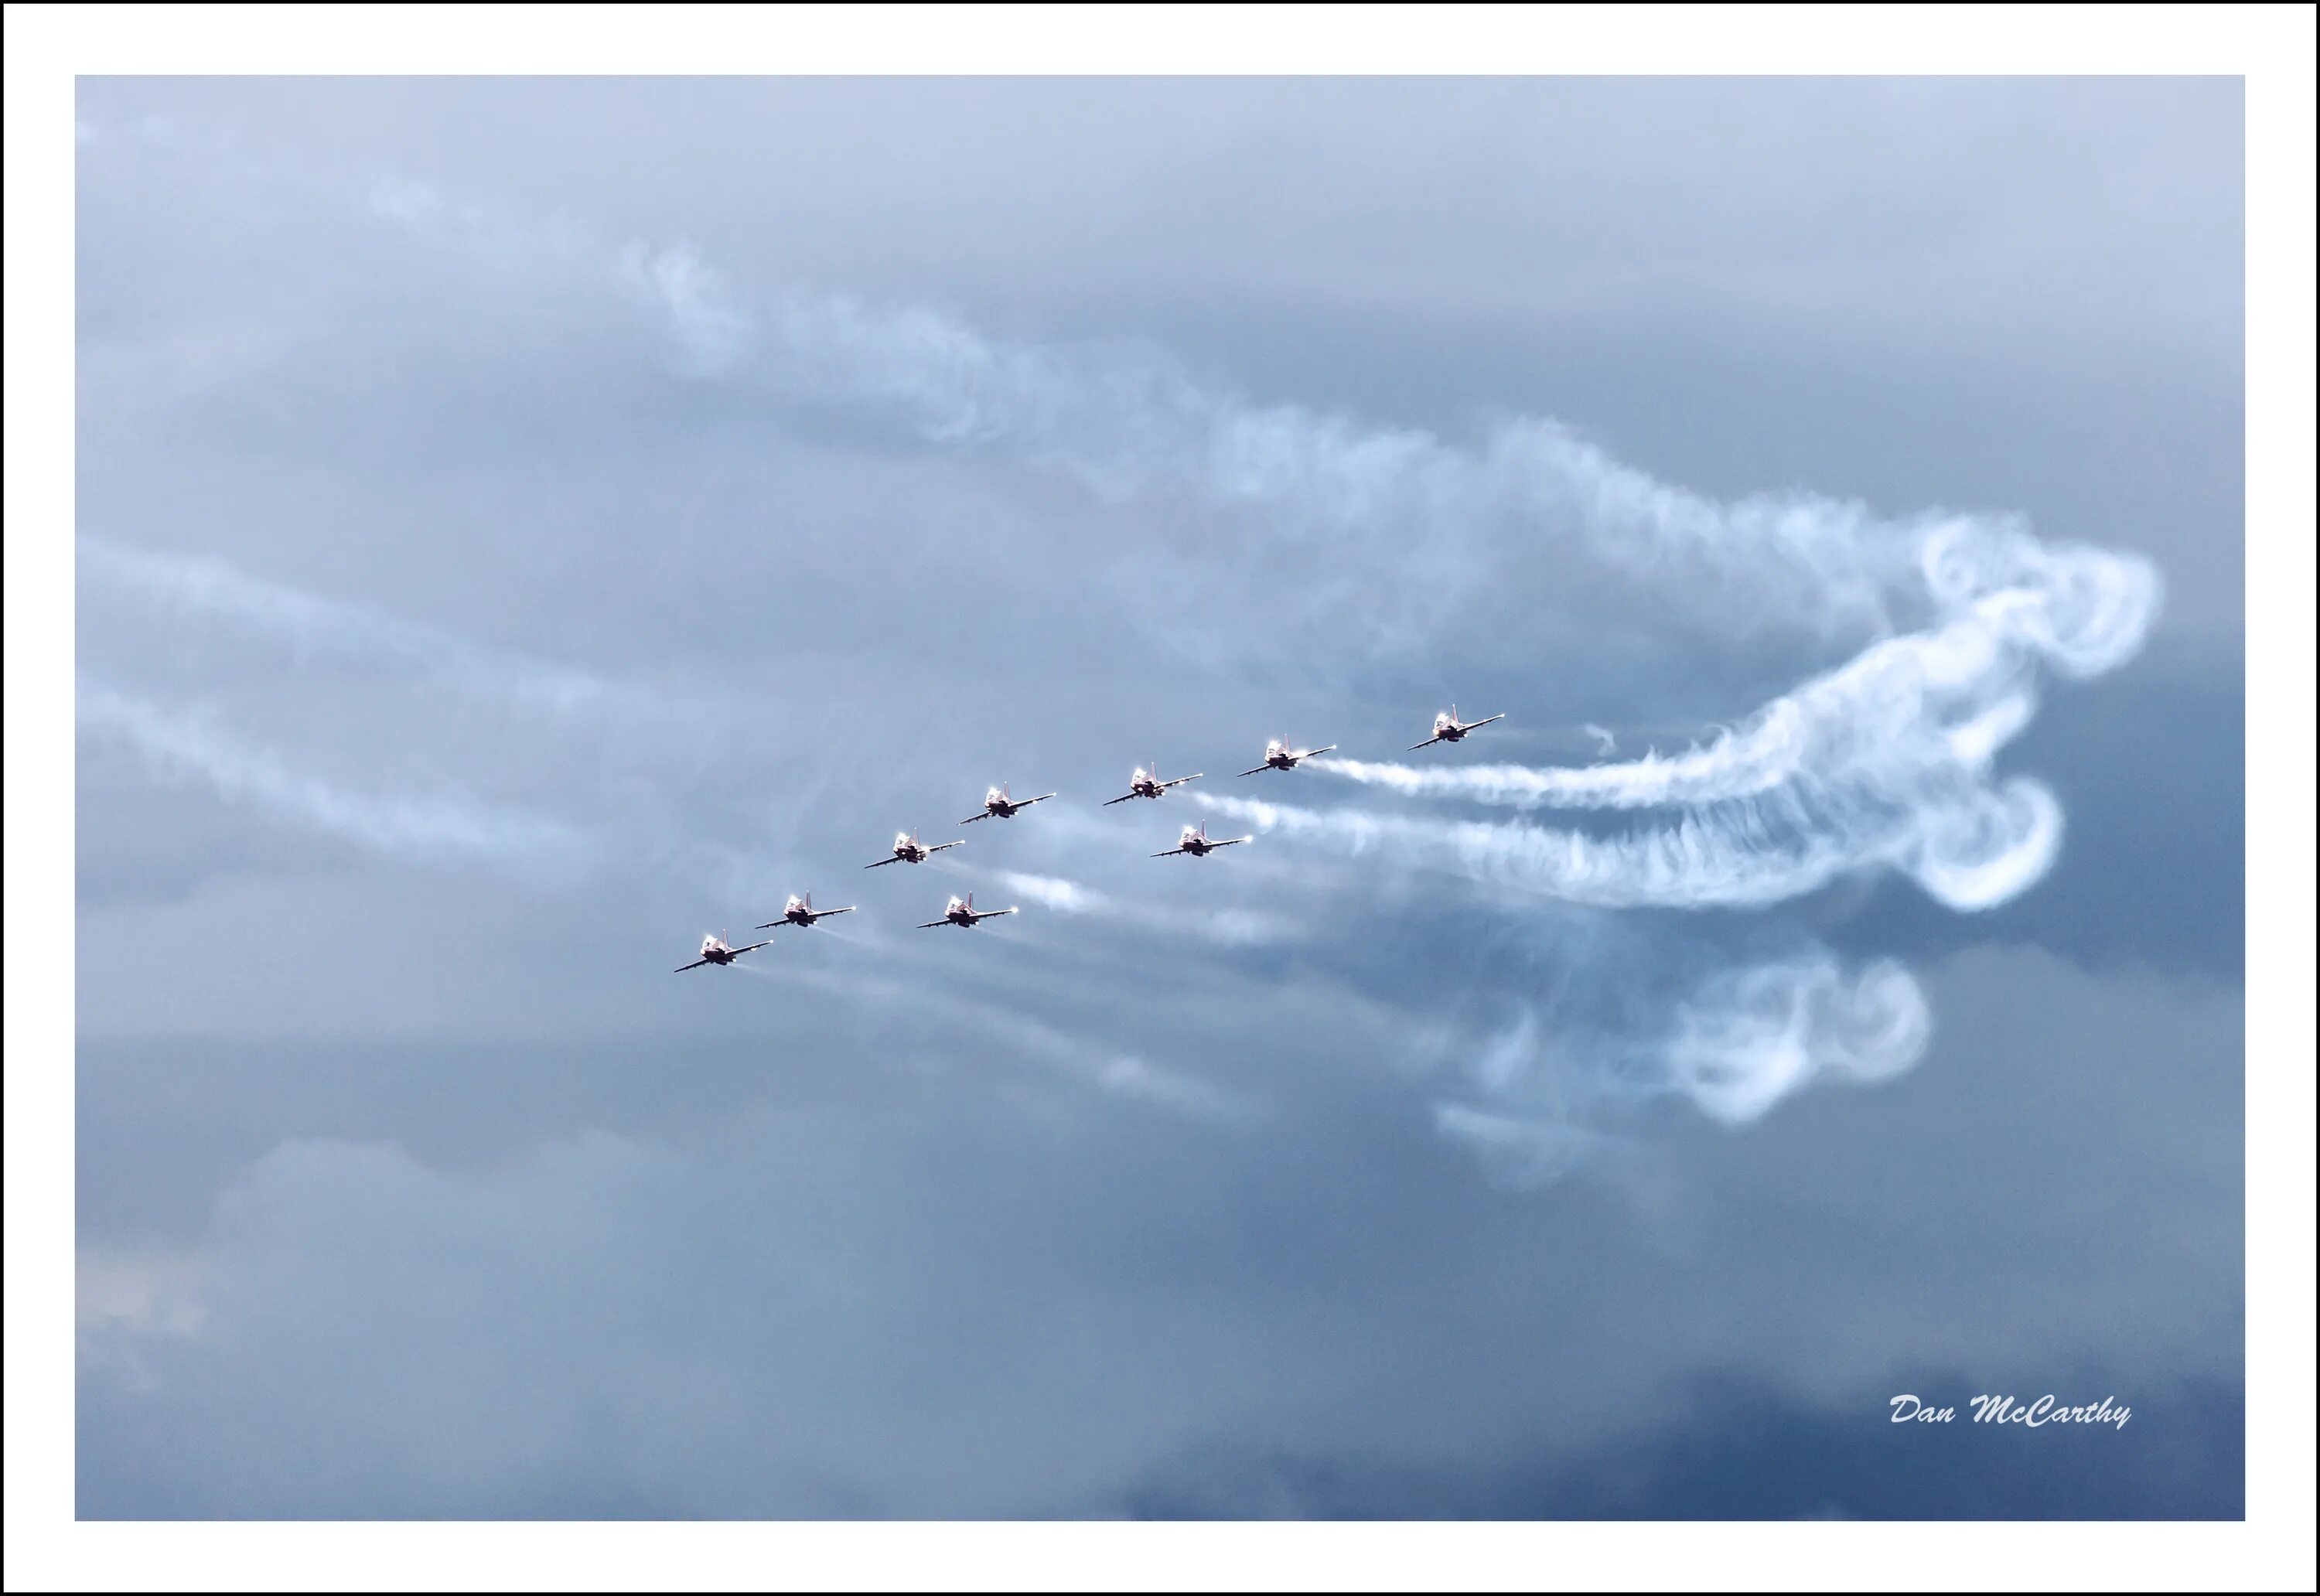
[1196, 771, 2059, 913]
[727, 280, 1930, 634]
[78, 537, 705, 736]
[742, 959, 1257, 1123]
[357, 171, 2163, 689]
[79, 678, 590, 873]
[1315, 523, 2156, 814]
[991, 871, 1298, 947]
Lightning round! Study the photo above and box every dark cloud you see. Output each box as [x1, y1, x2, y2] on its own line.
[1117, 1372, 2243, 1520]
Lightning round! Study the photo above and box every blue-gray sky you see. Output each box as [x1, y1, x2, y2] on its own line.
[75, 77, 2243, 1519]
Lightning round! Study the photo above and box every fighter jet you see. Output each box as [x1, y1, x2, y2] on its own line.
[1153, 821, 1252, 858]
[674, 933, 772, 972]
[757, 892, 855, 930]
[866, 829, 964, 868]
[1103, 761, 1203, 805]
[1238, 738, 1337, 776]
[918, 892, 1018, 929]
[1409, 705, 1505, 750]
[960, 782, 1056, 824]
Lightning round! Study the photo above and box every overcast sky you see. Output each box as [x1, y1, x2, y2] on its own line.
[75, 76, 2243, 1519]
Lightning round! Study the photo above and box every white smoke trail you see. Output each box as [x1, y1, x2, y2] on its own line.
[79, 537, 698, 734]
[87, 142, 2146, 664]
[79, 678, 590, 874]
[1197, 772, 2059, 914]
[992, 871, 1298, 948]
[619, 254, 1937, 645]
[1315, 523, 2157, 813]
[1211, 513, 2156, 916]
[743, 958, 1257, 1124]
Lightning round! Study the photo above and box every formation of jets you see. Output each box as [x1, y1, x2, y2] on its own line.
[677, 709, 1501, 969]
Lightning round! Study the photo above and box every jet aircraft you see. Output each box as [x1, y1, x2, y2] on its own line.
[1238, 738, 1336, 776]
[1153, 821, 1252, 858]
[866, 830, 964, 868]
[961, 782, 1056, 824]
[1103, 762, 1203, 805]
[759, 892, 855, 929]
[674, 933, 772, 972]
[1409, 706, 1505, 750]
[918, 892, 1018, 929]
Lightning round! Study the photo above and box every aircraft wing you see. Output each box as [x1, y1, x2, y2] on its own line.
[731, 941, 771, 956]
[674, 958, 711, 972]
[1151, 846, 1186, 857]
[1306, 745, 1337, 758]
[971, 909, 1015, 921]
[1237, 765, 1271, 777]
[865, 855, 899, 868]
[917, 919, 952, 929]
[1214, 836, 1251, 847]
[1103, 792, 1137, 805]
[1163, 774, 1203, 787]
[1409, 735, 1444, 750]
[810, 906, 855, 921]
[959, 812, 990, 824]
[927, 841, 964, 853]
[1021, 793, 1056, 806]
[755, 920, 783, 930]
[1468, 715, 1505, 731]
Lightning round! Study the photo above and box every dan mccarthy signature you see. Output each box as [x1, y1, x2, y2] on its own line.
[1890, 1393, 2131, 1430]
